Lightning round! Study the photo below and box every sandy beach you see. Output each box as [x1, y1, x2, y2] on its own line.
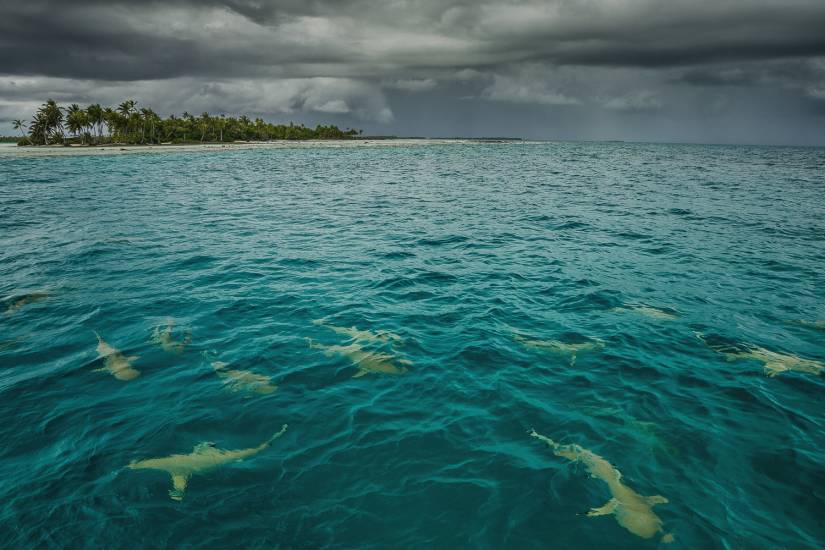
[0, 139, 523, 158]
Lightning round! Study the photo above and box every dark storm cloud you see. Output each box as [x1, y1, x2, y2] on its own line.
[2, 0, 825, 80]
[1, 0, 825, 144]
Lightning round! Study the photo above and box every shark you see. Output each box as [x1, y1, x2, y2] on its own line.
[128, 424, 288, 501]
[151, 319, 192, 354]
[94, 332, 140, 381]
[211, 360, 277, 395]
[4, 291, 50, 315]
[697, 333, 823, 377]
[308, 339, 409, 377]
[513, 333, 604, 366]
[312, 319, 403, 346]
[612, 305, 678, 320]
[529, 429, 673, 543]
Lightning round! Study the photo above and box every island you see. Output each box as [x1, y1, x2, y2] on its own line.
[12, 99, 361, 146]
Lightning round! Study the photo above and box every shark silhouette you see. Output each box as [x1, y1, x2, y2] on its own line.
[211, 360, 277, 395]
[128, 425, 288, 501]
[308, 339, 409, 377]
[4, 291, 50, 316]
[312, 319, 403, 345]
[612, 305, 678, 320]
[152, 318, 192, 354]
[94, 332, 140, 381]
[530, 428, 673, 543]
[513, 332, 604, 366]
[697, 333, 823, 377]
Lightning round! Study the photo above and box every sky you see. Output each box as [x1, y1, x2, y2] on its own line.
[1, 0, 825, 145]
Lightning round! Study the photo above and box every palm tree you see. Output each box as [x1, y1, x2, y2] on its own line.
[117, 100, 135, 117]
[31, 99, 63, 145]
[103, 107, 119, 140]
[65, 104, 90, 145]
[64, 104, 82, 143]
[199, 112, 211, 141]
[117, 100, 136, 141]
[182, 111, 194, 141]
[12, 119, 28, 143]
[128, 112, 141, 144]
[86, 104, 104, 143]
[139, 108, 159, 143]
[215, 114, 226, 142]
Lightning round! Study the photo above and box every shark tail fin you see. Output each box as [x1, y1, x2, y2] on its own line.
[268, 424, 288, 444]
[93, 330, 103, 343]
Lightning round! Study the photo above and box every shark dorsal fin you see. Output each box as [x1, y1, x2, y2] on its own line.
[193, 442, 217, 454]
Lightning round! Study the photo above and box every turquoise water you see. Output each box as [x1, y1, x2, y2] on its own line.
[1, 142, 824, 548]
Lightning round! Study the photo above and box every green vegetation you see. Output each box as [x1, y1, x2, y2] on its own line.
[20, 99, 361, 146]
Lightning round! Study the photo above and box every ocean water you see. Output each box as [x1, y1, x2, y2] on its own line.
[1, 141, 824, 549]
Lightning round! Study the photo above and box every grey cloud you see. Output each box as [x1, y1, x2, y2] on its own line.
[0, 75, 394, 124]
[599, 91, 663, 112]
[3, 1, 825, 82]
[481, 74, 581, 106]
[383, 79, 438, 92]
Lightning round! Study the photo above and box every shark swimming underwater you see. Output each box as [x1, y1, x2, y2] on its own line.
[312, 319, 403, 346]
[4, 291, 50, 315]
[696, 333, 823, 377]
[529, 429, 673, 543]
[128, 424, 288, 501]
[94, 332, 140, 381]
[152, 319, 192, 354]
[211, 360, 277, 395]
[612, 305, 678, 320]
[513, 332, 604, 366]
[308, 339, 409, 377]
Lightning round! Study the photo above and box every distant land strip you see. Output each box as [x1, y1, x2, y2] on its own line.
[11, 99, 361, 146]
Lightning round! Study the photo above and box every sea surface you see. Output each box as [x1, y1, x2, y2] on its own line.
[1, 141, 824, 549]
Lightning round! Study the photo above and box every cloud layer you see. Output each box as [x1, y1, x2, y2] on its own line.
[1, 0, 825, 143]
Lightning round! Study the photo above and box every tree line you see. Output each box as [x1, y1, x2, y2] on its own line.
[13, 99, 361, 145]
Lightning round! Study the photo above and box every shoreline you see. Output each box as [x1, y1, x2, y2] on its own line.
[0, 138, 526, 158]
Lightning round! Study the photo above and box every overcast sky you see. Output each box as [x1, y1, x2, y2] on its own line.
[1, 0, 825, 144]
